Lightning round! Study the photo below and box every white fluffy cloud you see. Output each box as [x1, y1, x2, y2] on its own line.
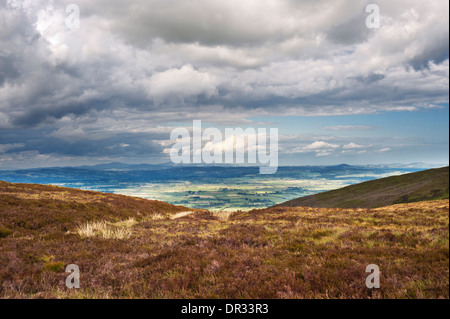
[305, 141, 340, 150]
[147, 65, 218, 105]
[343, 143, 365, 149]
[287, 141, 341, 157]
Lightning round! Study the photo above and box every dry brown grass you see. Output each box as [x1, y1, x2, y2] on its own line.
[170, 211, 196, 219]
[75, 221, 132, 240]
[147, 214, 166, 221]
[210, 211, 235, 221]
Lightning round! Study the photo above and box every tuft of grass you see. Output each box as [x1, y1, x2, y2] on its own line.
[210, 211, 234, 221]
[43, 261, 64, 272]
[112, 218, 138, 228]
[148, 213, 166, 221]
[0, 226, 13, 238]
[75, 221, 132, 240]
[170, 211, 196, 219]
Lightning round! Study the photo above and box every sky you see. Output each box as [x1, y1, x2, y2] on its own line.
[0, 0, 449, 169]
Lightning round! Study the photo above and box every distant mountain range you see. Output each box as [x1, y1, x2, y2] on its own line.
[73, 162, 176, 171]
[1, 161, 446, 172]
[274, 166, 449, 209]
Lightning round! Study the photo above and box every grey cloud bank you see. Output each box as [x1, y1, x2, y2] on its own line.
[0, 0, 448, 168]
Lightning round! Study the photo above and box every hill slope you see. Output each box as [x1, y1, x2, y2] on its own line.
[274, 166, 449, 209]
[0, 180, 448, 298]
[0, 180, 193, 236]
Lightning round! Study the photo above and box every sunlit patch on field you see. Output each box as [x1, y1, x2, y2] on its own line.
[113, 178, 353, 211]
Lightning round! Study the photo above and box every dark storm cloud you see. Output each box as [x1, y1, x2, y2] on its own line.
[0, 55, 21, 85]
[25, 135, 162, 157]
[326, 11, 371, 45]
[0, 126, 163, 157]
[409, 40, 450, 71]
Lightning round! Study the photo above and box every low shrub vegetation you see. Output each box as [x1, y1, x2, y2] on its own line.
[0, 181, 448, 299]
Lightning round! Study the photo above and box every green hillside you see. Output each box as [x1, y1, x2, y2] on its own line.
[274, 166, 449, 209]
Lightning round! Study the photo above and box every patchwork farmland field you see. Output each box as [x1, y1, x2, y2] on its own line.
[0, 165, 417, 211]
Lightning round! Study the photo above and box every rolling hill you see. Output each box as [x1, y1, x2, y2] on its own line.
[0, 179, 448, 299]
[0, 180, 193, 237]
[274, 166, 449, 209]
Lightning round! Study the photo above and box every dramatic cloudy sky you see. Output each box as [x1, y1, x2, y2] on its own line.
[0, 0, 448, 168]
